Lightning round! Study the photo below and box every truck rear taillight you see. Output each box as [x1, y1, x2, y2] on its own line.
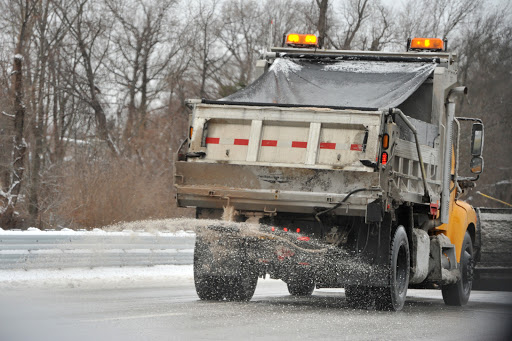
[381, 152, 388, 165]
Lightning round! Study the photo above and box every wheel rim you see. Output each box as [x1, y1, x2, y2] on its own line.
[396, 243, 408, 295]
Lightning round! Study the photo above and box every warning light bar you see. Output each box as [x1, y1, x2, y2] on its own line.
[409, 38, 445, 51]
[285, 33, 318, 47]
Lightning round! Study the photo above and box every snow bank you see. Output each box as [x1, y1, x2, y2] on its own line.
[0, 218, 235, 236]
[0, 264, 194, 289]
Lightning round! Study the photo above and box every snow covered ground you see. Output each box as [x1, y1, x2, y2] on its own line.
[0, 264, 195, 289]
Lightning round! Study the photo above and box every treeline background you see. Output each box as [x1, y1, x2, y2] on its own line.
[0, 0, 511, 229]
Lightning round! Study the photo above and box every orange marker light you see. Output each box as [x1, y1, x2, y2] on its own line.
[382, 133, 389, 149]
[410, 38, 444, 50]
[189, 127, 193, 139]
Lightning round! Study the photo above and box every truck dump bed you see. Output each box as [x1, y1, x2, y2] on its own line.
[176, 104, 382, 215]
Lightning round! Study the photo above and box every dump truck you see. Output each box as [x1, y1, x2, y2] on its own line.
[175, 35, 486, 311]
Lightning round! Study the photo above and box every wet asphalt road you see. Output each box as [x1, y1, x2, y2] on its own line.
[1, 279, 511, 341]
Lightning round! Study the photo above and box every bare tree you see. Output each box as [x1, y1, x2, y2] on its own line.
[456, 8, 512, 206]
[0, 0, 38, 228]
[328, 0, 370, 50]
[216, 0, 267, 94]
[366, 3, 393, 51]
[57, 0, 119, 155]
[189, 0, 231, 98]
[25, 0, 76, 226]
[106, 0, 183, 156]
[316, 0, 329, 48]
[398, 0, 480, 40]
[264, 0, 302, 48]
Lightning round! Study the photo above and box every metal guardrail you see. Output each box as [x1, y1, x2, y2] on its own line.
[0, 229, 196, 269]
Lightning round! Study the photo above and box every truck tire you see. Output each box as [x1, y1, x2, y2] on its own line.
[194, 234, 258, 301]
[287, 276, 315, 296]
[223, 266, 258, 302]
[345, 286, 372, 308]
[442, 231, 473, 306]
[375, 225, 410, 311]
[194, 236, 224, 300]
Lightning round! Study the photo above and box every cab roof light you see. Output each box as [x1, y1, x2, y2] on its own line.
[285, 33, 318, 47]
[408, 37, 445, 51]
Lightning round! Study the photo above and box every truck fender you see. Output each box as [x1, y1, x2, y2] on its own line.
[409, 228, 430, 284]
[440, 200, 477, 263]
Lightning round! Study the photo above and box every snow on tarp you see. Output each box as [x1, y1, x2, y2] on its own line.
[221, 58, 437, 108]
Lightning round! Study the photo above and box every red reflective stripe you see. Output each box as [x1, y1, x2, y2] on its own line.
[205, 137, 219, 144]
[234, 139, 249, 146]
[291, 141, 307, 148]
[320, 142, 336, 149]
[350, 144, 363, 151]
[261, 140, 278, 147]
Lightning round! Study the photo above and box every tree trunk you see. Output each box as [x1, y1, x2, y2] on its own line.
[316, 0, 328, 48]
[0, 54, 28, 228]
[77, 39, 118, 156]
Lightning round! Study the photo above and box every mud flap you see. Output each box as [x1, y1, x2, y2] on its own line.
[428, 234, 460, 284]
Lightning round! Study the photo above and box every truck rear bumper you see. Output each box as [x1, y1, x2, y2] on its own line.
[175, 161, 381, 215]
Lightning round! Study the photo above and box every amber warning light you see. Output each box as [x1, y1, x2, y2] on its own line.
[286, 33, 318, 47]
[409, 37, 445, 51]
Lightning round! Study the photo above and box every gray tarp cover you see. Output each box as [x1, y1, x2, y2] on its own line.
[222, 58, 437, 108]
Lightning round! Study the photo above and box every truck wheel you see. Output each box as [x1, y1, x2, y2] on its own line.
[223, 265, 258, 302]
[194, 234, 258, 301]
[287, 276, 315, 296]
[194, 236, 224, 300]
[345, 286, 372, 308]
[442, 231, 473, 306]
[375, 225, 410, 311]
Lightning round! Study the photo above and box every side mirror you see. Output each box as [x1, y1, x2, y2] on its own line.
[470, 156, 484, 174]
[471, 123, 484, 156]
